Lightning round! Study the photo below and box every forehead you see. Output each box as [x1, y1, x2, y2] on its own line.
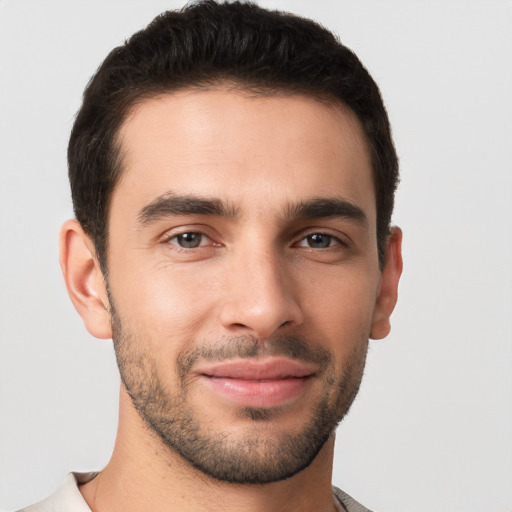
[113, 89, 375, 224]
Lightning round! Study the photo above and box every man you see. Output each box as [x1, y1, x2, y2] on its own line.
[21, 1, 402, 511]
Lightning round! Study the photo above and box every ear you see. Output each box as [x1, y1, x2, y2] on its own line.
[370, 226, 403, 340]
[59, 219, 112, 339]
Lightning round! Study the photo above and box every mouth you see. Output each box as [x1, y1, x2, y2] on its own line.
[195, 358, 317, 408]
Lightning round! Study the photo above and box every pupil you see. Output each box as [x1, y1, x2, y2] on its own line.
[180, 233, 200, 248]
[309, 234, 330, 248]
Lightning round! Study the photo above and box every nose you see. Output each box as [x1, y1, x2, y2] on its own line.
[219, 245, 304, 338]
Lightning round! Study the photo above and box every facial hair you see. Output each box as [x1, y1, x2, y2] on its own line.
[110, 302, 368, 484]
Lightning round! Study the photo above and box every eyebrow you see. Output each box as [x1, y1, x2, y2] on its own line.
[137, 193, 239, 225]
[137, 193, 368, 228]
[286, 198, 368, 226]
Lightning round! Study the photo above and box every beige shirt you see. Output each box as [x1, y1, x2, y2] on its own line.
[18, 472, 371, 512]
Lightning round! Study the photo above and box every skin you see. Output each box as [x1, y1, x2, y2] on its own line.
[60, 89, 402, 512]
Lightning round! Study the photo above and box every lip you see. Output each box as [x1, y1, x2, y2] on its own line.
[196, 358, 316, 408]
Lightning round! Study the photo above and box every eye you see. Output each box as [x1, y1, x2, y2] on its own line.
[298, 233, 341, 249]
[168, 232, 209, 249]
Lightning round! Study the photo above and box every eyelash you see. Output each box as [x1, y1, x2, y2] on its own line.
[165, 231, 347, 250]
[296, 233, 345, 249]
[167, 232, 214, 249]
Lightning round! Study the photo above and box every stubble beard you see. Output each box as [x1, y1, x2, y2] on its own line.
[110, 305, 369, 485]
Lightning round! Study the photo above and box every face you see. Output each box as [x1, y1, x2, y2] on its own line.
[104, 89, 389, 483]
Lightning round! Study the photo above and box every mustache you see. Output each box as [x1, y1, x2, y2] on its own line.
[177, 335, 333, 378]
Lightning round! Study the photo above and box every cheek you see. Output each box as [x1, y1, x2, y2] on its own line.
[111, 261, 221, 348]
[301, 266, 379, 351]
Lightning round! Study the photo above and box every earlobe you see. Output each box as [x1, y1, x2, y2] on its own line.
[59, 219, 112, 339]
[370, 227, 403, 340]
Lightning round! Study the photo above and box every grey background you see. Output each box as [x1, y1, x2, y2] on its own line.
[1, 1, 511, 510]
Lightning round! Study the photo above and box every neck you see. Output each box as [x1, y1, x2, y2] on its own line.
[80, 388, 338, 512]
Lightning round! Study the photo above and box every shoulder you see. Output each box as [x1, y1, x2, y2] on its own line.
[333, 486, 374, 512]
[16, 473, 96, 512]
